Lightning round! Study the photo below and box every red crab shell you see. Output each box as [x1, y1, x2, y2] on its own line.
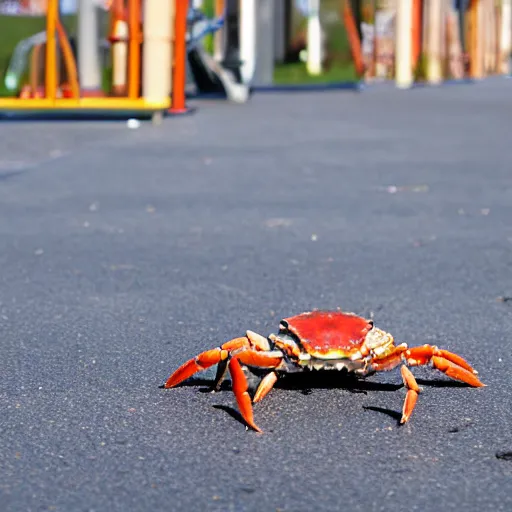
[281, 310, 373, 359]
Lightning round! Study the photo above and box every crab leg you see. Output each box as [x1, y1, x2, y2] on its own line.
[229, 357, 262, 432]
[165, 330, 273, 390]
[228, 351, 284, 433]
[368, 344, 484, 423]
[370, 344, 484, 388]
[164, 337, 250, 389]
[400, 366, 420, 423]
[212, 331, 272, 391]
[404, 345, 484, 387]
[405, 344, 479, 375]
[253, 372, 279, 403]
[430, 356, 483, 388]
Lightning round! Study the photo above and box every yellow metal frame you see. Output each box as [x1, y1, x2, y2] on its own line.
[0, 0, 170, 113]
[0, 97, 170, 110]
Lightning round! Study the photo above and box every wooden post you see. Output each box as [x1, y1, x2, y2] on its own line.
[395, 0, 413, 88]
[426, 0, 443, 84]
[482, 0, 492, 73]
[143, 0, 173, 103]
[469, 0, 483, 78]
[489, 0, 498, 73]
[45, 0, 58, 100]
[501, 0, 512, 74]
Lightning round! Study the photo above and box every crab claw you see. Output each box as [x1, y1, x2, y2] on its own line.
[164, 337, 250, 388]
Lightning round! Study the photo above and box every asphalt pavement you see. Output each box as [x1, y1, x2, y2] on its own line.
[1, 79, 512, 512]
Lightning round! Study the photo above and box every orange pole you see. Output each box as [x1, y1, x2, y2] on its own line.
[111, 0, 125, 22]
[30, 43, 44, 93]
[56, 20, 81, 99]
[170, 0, 189, 113]
[45, 0, 58, 100]
[128, 0, 141, 99]
[342, 0, 365, 77]
[411, 0, 422, 69]
[215, 0, 224, 15]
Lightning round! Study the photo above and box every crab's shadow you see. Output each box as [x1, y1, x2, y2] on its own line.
[166, 372, 468, 393]
[162, 371, 468, 429]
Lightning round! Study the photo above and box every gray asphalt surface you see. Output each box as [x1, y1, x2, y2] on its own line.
[1, 80, 512, 512]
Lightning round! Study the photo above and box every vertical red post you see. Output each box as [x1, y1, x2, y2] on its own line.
[342, 0, 365, 78]
[128, 0, 141, 99]
[411, 0, 422, 70]
[169, 0, 189, 113]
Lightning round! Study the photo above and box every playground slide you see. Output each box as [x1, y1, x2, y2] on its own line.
[187, 45, 250, 102]
[186, 6, 250, 102]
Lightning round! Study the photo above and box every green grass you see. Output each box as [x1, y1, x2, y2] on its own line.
[274, 1, 357, 85]
[0, 15, 46, 96]
[274, 61, 357, 84]
[0, 14, 76, 97]
[200, 0, 216, 55]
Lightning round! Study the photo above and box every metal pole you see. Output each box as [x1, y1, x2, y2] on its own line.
[77, 0, 102, 95]
[395, 0, 413, 88]
[253, 0, 274, 86]
[240, 0, 256, 83]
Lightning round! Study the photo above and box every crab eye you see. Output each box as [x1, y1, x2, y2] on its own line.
[368, 320, 374, 329]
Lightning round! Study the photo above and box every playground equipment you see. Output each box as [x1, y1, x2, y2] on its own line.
[327, 0, 512, 87]
[0, 0, 189, 119]
[380, 0, 511, 86]
[211, 0, 512, 90]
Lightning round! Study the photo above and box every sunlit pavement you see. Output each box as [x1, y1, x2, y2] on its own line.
[1, 80, 511, 512]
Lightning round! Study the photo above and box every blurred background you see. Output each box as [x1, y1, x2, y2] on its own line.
[0, 0, 510, 111]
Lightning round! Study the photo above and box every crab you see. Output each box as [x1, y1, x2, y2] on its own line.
[163, 310, 485, 432]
